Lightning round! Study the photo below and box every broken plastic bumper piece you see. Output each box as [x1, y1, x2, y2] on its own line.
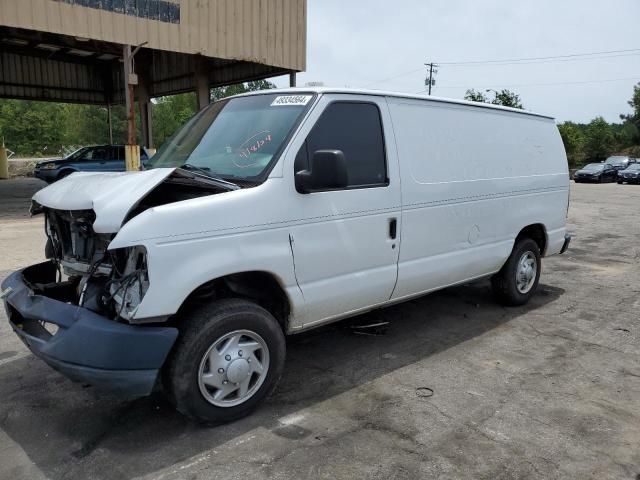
[1, 261, 178, 397]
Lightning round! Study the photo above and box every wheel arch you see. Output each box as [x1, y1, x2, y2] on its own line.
[56, 168, 77, 180]
[516, 223, 548, 256]
[177, 270, 292, 333]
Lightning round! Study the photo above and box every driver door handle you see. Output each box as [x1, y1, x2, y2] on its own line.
[389, 218, 397, 240]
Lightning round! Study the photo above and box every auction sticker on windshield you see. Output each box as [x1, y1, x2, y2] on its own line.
[271, 95, 313, 107]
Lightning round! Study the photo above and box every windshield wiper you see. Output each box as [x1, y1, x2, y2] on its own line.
[216, 173, 260, 187]
[178, 164, 240, 190]
[180, 163, 213, 176]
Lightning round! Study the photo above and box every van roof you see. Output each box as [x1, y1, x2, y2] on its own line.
[235, 87, 555, 120]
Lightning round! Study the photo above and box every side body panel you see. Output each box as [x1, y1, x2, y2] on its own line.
[108, 179, 306, 325]
[387, 97, 569, 301]
[107, 93, 569, 331]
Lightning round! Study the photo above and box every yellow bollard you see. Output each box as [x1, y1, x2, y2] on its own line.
[125, 144, 141, 171]
[0, 138, 8, 180]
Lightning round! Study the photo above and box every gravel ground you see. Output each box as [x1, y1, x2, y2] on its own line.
[0, 178, 638, 480]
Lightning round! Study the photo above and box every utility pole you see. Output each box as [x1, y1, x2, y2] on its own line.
[424, 62, 438, 95]
[122, 42, 147, 171]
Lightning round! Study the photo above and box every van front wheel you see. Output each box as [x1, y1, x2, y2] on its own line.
[164, 299, 286, 424]
[491, 238, 541, 306]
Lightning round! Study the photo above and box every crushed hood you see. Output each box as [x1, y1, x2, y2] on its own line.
[32, 169, 175, 233]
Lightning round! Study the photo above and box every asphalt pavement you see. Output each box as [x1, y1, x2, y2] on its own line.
[0, 178, 638, 480]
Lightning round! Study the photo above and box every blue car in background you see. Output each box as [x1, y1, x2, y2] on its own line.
[34, 145, 151, 183]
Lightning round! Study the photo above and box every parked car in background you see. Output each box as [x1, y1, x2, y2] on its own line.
[617, 163, 640, 184]
[573, 163, 618, 183]
[34, 145, 151, 183]
[604, 155, 636, 171]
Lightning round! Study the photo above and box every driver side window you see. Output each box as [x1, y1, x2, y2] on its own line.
[295, 102, 388, 189]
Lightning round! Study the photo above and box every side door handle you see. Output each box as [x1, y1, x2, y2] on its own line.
[389, 218, 397, 240]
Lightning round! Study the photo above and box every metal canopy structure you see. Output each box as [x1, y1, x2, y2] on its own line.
[0, 0, 307, 149]
[0, 27, 298, 105]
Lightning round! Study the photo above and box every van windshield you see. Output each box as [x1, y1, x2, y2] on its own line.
[147, 93, 314, 183]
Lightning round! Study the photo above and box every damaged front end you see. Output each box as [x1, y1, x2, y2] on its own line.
[32, 167, 232, 322]
[1, 168, 237, 396]
[2, 209, 178, 397]
[40, 207, 150, 322]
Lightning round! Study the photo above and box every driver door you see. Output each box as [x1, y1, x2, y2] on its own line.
[287, 95, 402, 327]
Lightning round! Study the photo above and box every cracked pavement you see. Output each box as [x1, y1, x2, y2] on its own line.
[0, 178, 638, 479]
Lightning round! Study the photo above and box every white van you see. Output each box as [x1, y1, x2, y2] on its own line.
[2, 88, 571, 423]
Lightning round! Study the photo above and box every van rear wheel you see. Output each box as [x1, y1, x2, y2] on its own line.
[491, 238, 541, 306]
[164, 298, 286, 424]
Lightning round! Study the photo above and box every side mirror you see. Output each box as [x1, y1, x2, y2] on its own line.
[295, 150, 348, 193]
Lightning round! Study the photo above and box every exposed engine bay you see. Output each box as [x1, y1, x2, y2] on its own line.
[30, 169, 235, 322]
[41, 207, 150, 321]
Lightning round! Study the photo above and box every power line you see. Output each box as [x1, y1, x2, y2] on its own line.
[361, 67, 425, 88]
[414, 75, 640, 94]
[442, 52, 640, 67]
[361, 48, 640, 88]
[438, 48, 640, 65]
[443, 52, 640, 67]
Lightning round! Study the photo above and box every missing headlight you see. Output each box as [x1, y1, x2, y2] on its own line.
[108, 246, 149, 321]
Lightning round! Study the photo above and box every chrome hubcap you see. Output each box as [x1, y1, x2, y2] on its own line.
[516, 251, 537, 294]
[198, 330, 269, 407]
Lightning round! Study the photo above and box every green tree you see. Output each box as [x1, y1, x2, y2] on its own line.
[612, 122, 638, 152]
[152, 93, 198, 148]
[491, 89, 524, 109]
[61, 103, 131, 148]
[584, 116, 615, 162]
[464, 89, 488, 103]
[464, 88, 524, 109]
[0, 100, 65, 156]
[0, 80, 278, 155]
[557, 122, 585, 167]
[210, 79, 276, 101]
[620, 82, 640, 146]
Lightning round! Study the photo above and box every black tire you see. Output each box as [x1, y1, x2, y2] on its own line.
[617, 180, 623, 184]
[491, 238, 541, 306]
[164, 298, 286, 424]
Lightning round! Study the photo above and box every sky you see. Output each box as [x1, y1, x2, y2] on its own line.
[272, 0, 640, 124]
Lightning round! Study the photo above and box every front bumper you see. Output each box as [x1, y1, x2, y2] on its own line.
[620, 177, 640, 184]
[1, 262, 178, 397]
[34, 168, 59, 183]
[573, 176, 600, 182]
